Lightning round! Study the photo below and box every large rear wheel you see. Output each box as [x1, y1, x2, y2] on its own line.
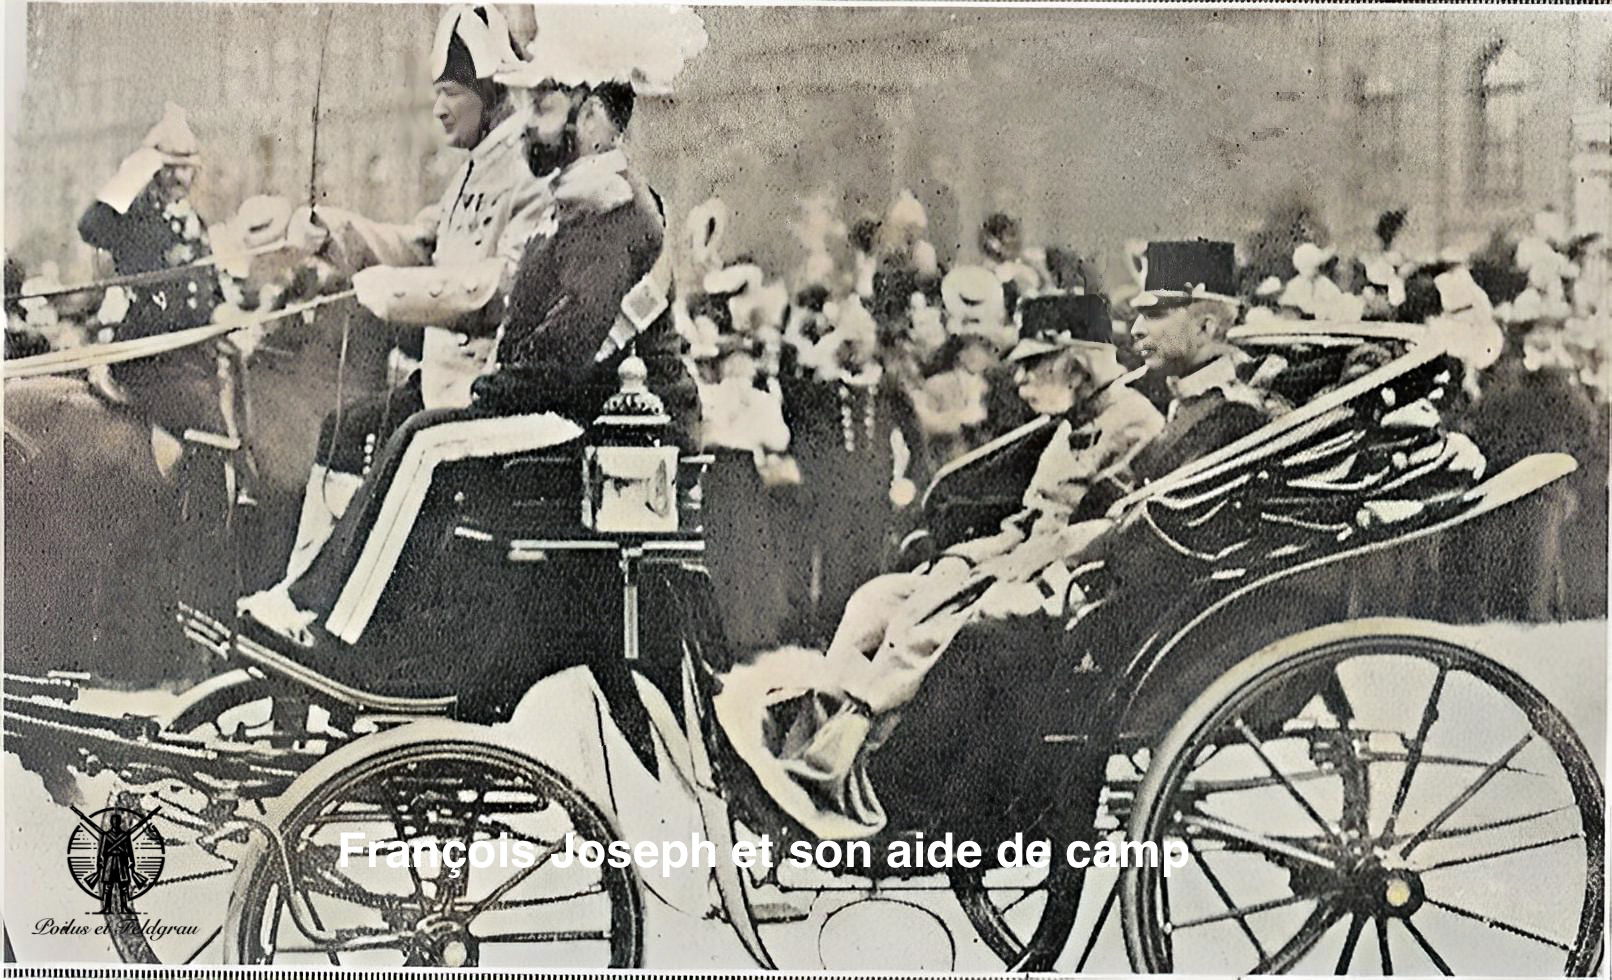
[1122, 619, 1603, 975]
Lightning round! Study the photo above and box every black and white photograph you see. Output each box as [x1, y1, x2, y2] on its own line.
[2, 2, 1608, 973]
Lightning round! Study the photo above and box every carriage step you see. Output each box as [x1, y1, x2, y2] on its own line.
[748, 899, 813, 924]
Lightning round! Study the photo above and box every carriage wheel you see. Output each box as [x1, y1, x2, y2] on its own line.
[222, 730, 642, 967]
[950, 853, 1087, 969]
[1122, 619, 1603, 975]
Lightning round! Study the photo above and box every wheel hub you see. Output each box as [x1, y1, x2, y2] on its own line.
[1334, 862, 1425, 919]
[1373, 868, 1424, 918]
[414, 913, 476, 966]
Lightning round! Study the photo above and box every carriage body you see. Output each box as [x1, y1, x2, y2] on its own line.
[4, 326, 1600, 972]
[865, 326, 1581, 848]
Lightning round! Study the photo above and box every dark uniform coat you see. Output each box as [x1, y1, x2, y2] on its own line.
[79, 191, 225, 435]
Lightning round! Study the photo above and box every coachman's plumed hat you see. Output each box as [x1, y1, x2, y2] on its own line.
[432, 4, 521, 85]
[1132, 239, 1239, 308]
[1008, 294, 1114, 363]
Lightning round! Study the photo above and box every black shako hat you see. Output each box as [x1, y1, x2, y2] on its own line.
[1132, 239, 1239, 308]
[1008, 293, 1115, 363]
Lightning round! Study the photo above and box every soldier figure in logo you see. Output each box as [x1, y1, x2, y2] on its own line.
[84, 812, 148, 916]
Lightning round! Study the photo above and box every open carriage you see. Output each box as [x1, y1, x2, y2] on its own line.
[4, 324, 1602, 972]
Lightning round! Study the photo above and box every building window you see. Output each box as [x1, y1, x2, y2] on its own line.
[1476, 43, 1530, 198]
[1354, 70, 1403, 174]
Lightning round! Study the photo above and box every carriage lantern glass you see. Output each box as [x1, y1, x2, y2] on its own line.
[582, 355, 681, 534]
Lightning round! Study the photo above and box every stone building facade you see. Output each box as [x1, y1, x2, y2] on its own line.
[7, 5, 1609, 290]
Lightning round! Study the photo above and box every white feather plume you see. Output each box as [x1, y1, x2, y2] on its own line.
[496, 5, 707, 94]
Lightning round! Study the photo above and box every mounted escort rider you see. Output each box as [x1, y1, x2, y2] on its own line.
[254, 4, 553, 591]
[239, 58, 698, 653]
[78, 103, 240, 477]
[715, 239, 1301, 839]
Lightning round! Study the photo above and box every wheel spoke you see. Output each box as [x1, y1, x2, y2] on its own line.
[1074, 875, 1118, 973]
[1416, 832, 1583, 873]
[1401, 916, 1454, 975]
[463, 837, 566, 919]
[1399, 733, 1533, 857]
[378, 781, 430, 906]
[303, 862, 422, 913]
[1181, 812, 1337, 870]
[1252, 900, 1342, 974]
[291, 868, 342, 966]
[1233, 719, 1341, 840]
[1383, 664, 1447, 840]
[1424, 897, 1573, 952]
[1172, 890, 1316, 932]
[463, 884, 604, 913]
[999, 886, 1040, 916]
[1335, 914, 1365, 974]
[1411, 804, 1573, 844]
[149, 864, 237, 889]
[181, 925, 222, 965]
[1361, 749, 1546, 778]
[270, 936, 409, 956]
[470, 929, 610, 944]
[1183, 768, 1336, 796]
[1176, 841, 1267, 960]
[457, 784, 487, 898]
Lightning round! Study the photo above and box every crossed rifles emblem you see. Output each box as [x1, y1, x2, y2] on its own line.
[72, 804, 162, 914]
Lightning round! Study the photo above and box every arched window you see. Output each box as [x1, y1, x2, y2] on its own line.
[1476, 43, 1530, 197]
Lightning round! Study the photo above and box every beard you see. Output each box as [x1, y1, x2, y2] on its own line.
[525, 130, 576, 179]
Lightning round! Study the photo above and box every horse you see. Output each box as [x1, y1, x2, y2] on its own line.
[3, 302, 393, 688]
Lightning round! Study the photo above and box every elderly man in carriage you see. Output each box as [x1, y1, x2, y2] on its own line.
[714, 237, 1495, 842]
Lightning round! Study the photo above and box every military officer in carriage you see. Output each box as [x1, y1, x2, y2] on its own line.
[251, 4, 554, 592]
[238, 39, 699, 654]
[716, 239, 1303, 838]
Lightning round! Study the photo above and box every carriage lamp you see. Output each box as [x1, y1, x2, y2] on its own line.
[582, 355, 681, 535]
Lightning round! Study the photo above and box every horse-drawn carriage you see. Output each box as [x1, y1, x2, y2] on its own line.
[4, 323, 1603, 973]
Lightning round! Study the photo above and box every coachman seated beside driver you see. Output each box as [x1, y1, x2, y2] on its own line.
[715, 239, 1489, 841]
[238, 74, 698, 653]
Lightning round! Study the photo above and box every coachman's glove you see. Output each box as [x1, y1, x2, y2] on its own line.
[285, 206, 332, 258]
[470, 370, 535, 412]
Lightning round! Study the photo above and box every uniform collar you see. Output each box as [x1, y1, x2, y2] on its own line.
[554, 149, 633, 215]
[1169, 352, 1246, 403]
[470, 105, 528, 165]
[1063, 371, 1129, 427]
